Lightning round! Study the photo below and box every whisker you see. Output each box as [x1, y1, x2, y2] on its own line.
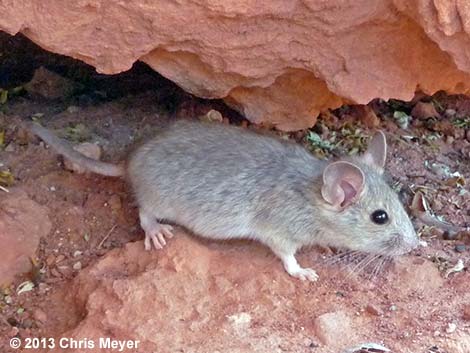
[355, 254, 382, 275]
[344, 253, 377, 278]
[369, 257, 386, 281]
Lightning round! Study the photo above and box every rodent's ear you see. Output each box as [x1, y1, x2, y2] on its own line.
[362, 130, 387, 171]
[321, 161, 365, 209]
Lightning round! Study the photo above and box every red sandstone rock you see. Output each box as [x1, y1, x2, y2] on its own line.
[411, 102, 440, 120]
[1, 1, 469, 130]
[0, 189, 51, 285]
[314, 311, 360, 349]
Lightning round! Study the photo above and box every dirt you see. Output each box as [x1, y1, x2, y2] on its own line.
[0, 34, 470, 353]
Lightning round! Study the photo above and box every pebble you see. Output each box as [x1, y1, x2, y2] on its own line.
[389, 305, 397, 311]
[73, 250, 83, 257]
[8, 326, 19, 337]
[50, 268, 62, 278]
[314, 311, 355, 347]
[411, 102, 439, 120]
[57, 265, 73, 277]
[466, 129, 470, 143]
[33, 308, 47, 323]
[64, 142, 102, 173]
[455, 244, 466, 253]
[46, 254, 56, 266]
[55, 254, 65, 263]
[108, 194, 122, 212]
[38, 283, 49, 295]
[443, 231, 459, 240]
[462, 304, 470, 321]
[22, 319, 33, 329]
[365, 304, 383, 316]
[67, 105, 80, 114]
[446, 322, 457, 334]
[445, 109, 456, 117]
[73, 261, 82, 271]
[5, 143, 15, 152]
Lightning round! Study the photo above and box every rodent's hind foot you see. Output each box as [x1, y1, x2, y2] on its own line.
[281, 253, 319, 282]
[144, 223, 175, 250]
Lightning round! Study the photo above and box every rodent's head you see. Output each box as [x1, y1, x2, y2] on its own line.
[319, 131, 419, 256]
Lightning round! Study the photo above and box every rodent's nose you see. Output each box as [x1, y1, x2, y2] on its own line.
[404, 235, 420, 253]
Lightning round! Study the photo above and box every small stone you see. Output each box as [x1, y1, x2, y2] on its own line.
[57, 265, 73, 277]
[411, 102, 439, 120]
[22, 319, 34, 329]
[73, 261, 82, 271]
[455, 244, 466, 253]
[445, 109, 456, 117]
[73, 250, 83, 257]
[67, 105, 80, 113]
[446, 322, 457, 334]
[199, 109, 223, 123]
[445, 135, 454, 144]
[4, 143, 15, 152]
[360, 106, 380, 128]
[433, 120, 456, 136]
[50, 268, 62, 278]
[38, 283, 49, 295]
[63, 142, 102, 174]
[7, 317, 18, 326]
[4, 295, 12, 304]
[431, 197, 444, 211]
[383, 119, 398, 133]
[55, 254, 65, 263]
[8, 326, 19, 337]
[46, 254, 56, 266]
[314, 311, 356, 347]
[462, 304, 470, 321]
[443, 231, 459, 240]
[33, 308, 47, 323]
[309, 342, 319, 349]
[24, 66, 77, 99]
[466, 129, 470, 143]
[108, 194, 122, 212]
[389, 305, 397, 311]
[365, 304, 383, 316]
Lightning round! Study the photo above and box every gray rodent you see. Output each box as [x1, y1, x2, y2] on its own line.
[27, 119, 419, 281]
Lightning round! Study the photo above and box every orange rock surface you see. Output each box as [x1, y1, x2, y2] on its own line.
[0, 189, 51, 285]
[1, 0, 469, 130]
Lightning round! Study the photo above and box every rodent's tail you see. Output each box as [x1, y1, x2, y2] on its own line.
[27, 121, 125, 177]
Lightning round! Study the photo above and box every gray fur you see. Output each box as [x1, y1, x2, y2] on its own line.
[30, 119, 419, 281]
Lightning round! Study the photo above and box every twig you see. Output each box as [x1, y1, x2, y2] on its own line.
[98, 224, 117, 249]
[0, 185, 9, 192]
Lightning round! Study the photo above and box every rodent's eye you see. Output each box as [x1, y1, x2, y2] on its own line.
[371, 209, 389, 225]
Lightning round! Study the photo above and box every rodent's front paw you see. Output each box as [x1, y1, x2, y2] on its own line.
[144, 223, 175, 250]
[289, 267, 319, 282]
